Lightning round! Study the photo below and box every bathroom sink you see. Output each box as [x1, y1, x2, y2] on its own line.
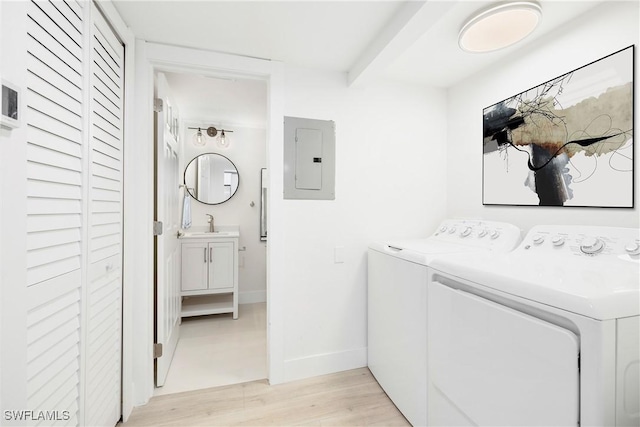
[181, 230, 239, 238]
[189, 231, 228, 236]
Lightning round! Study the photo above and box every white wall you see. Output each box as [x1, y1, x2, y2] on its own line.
[446, 1, 639, 231]
[280, 66, 447, 380]
[181, 125, 267, 303]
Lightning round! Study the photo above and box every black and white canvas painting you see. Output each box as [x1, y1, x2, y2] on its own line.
[483, 46, 634, 207]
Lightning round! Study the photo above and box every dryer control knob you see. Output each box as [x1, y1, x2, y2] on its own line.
[448, 227, 456, 234]
[439, 226, 448, 233]
[625, 242, 640, 256]
[551, 235, 565, 246]
[580, 237, 605, 254]
[490, 230, 500, 240]
[460, 226, 472, 237]
[532, 234, 545, 245]
[477, 229, 488, 238]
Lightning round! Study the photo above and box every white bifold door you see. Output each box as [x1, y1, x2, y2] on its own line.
[428, 281, 579, 427]
[22, 1, 124, 425]
[85, 4, 124, 425]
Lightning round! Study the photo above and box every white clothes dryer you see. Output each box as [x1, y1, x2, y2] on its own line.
[367, 219, 521, 426]
[428, 225, 640, 427]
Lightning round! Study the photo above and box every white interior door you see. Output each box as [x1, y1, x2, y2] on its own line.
[155, 73, 181, 387]
[428, 281, 580, 427]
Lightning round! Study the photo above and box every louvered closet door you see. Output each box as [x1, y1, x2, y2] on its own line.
[25, 0, 84, 424]
[24, 1, 123, 426]
[85, 3, 123, 426]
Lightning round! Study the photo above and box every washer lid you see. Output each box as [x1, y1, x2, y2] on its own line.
[431, 250, 640, 320]
[369, 239, 486, 266]
[368, 219, 522, 266]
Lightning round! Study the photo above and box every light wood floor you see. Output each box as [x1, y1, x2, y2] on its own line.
[123, 367, 410, 426]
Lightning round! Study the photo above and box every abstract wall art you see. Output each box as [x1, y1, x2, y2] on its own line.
[483, 45, 634, 207]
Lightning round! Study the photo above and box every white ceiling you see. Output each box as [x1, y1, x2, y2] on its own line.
[112, 1, 403, 71]
[113, 1, 605, 88]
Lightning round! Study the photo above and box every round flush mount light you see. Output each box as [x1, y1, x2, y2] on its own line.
[458, 1, 542, 53]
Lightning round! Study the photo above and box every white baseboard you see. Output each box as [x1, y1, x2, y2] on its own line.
[239, 290, 266, 304]
[283, 347, 367, 383]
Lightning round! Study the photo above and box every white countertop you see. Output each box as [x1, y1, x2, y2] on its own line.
[180, 225, 239, 239]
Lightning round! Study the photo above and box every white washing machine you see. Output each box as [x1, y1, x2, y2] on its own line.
[428, 225, 640, 427]
[367, 219, 521, 427]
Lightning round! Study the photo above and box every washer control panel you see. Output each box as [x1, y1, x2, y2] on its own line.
[433, 219, 521, 252]
[522, 225, 640, 260]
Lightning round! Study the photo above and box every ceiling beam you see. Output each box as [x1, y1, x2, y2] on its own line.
[348, 1, 457, 87]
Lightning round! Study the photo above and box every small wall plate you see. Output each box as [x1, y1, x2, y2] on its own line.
[1, 79, 20, 129]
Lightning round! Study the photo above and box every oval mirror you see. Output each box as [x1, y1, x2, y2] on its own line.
[184, 153, 240, 205]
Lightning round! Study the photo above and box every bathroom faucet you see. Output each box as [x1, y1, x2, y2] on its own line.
[206, 214, 214, 232]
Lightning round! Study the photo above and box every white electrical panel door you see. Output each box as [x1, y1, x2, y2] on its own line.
[283, 116, 335, 200]
[295, 128, 322, 190]
[428, 281, 580, 427]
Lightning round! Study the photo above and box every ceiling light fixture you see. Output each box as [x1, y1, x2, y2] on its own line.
[458, 1, 542, 53]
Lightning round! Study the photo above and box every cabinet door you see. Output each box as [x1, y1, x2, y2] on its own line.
[181, 242, 208, 291]
[208, 242, 235, 290]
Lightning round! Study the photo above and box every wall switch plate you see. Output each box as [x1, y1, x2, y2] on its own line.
[334, 246, 344, 264]
[1, 79, 20, 130]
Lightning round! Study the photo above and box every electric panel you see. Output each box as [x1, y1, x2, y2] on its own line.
[284, 116, 335, 200]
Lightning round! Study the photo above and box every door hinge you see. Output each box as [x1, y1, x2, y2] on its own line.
[153, 343, 163, 359]
[154, 98, 163, 113]
[153, 221, 163, 236]
[578, 353, 581, 372]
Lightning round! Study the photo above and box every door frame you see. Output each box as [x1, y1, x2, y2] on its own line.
[127, 41, 285, 415]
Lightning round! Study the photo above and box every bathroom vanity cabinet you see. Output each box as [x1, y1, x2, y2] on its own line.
[180, 231, 239, 319]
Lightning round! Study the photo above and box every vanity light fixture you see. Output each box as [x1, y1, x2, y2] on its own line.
[188, 126, 234, 148]
[189, 127, 206, 146]
[458, 1, 542, 53]
[216, 129, 234, 149]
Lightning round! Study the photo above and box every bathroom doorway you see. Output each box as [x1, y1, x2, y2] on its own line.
[153, 70, 269, 395]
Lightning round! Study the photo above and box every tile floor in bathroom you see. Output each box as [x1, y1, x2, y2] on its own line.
[154, 302, 267, 396]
